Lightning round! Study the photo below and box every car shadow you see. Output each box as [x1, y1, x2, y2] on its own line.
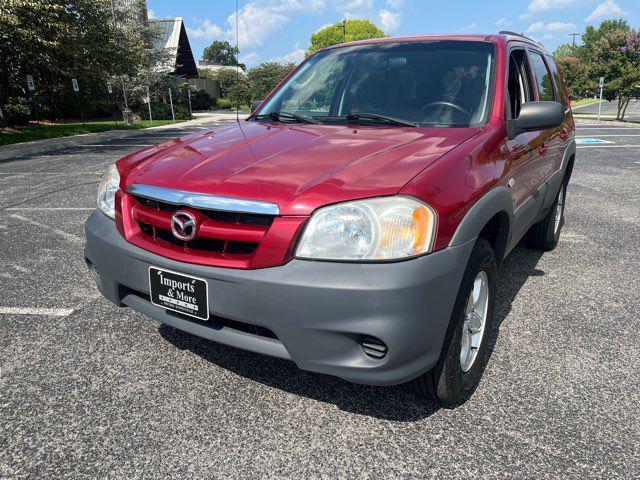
[158, 243, 545, 421]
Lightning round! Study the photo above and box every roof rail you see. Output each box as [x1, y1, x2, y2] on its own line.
[499, 30, 539, 43]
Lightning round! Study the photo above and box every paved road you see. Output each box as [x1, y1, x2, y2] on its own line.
[573, 98, 640, 122]
[1, 120, 639, 478]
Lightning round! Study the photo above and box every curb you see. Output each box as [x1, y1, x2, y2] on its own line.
[0, 111, 247, 162]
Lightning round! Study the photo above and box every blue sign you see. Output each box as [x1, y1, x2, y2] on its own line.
[576, 138, 614, 145]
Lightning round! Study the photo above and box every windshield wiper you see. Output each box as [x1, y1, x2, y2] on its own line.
[254, 111, 321, 124]
[345, 112, 418, 127]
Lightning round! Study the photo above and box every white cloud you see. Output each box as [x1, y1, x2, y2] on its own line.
[226, 0, 326, 48]
[458, 22, 477, 32]
[495, 18, 507, 26]
[333, 0, 374, 17]
[545, 21, 576, 31]
[585, 0, 627, 21]
[379, 9, 402, 33]
[147, 8, 156, 19]
[188, 19, 223, 40]
[314, 23, 333, 33]
[526, 21, 575, 33]
[386, 0, 404, 8]
[240, 52, 260, 67]
[526, 21, 545, 33]
[525, 0, 580, 14]
[282, 48, 306, 64]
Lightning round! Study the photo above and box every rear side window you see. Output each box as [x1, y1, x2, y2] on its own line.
[529, 51, 555, 101]
[545, 55, 568, 109]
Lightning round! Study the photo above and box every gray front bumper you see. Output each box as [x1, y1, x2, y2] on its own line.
[84, 211, 474, 385]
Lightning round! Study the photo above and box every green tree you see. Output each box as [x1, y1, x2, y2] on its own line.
[580, 19, 630, 60]
[553, 18, 637, 118]
[553, 43, 579, 58]
[210, 67, 250, 106]
[0, 0, 150, 126]
[308, 19, 385, 54]
[202, 40, 245, 69]
[589, 27, 640, 120]
[555, 57, 590, 100]
[247, 62, 296, 102]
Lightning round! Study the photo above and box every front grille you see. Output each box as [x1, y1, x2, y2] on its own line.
[130, 194, 273, 258]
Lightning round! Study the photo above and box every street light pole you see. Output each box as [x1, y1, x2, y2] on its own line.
[342, 19, 346, 43]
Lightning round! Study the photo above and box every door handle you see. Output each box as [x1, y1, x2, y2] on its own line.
[539, 143, 548, 156]
[560, 129, 569, 141]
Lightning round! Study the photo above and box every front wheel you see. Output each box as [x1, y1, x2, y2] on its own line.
[406, 237, 497, 407]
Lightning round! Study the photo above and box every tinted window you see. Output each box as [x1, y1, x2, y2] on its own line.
[529, 51, 555, 101]
[545, 55, 567, 108]
[256, 41, 496, 127]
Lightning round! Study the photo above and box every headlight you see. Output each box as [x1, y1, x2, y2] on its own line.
[97, 164, 120, 219]
[296, 196, 437, 261]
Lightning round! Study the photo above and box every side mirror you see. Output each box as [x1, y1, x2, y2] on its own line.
[507, 101, 564, 140]
[251, 100, 263, 113]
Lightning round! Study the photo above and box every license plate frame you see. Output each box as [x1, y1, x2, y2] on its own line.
[148, 266, 209, 321]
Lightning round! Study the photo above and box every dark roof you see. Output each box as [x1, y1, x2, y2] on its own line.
[149, 18, 198, 78]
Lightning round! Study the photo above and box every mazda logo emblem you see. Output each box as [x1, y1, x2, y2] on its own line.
[171, 211, 197, 241]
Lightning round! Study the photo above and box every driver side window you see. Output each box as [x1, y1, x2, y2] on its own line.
[507, 50, 534, 119]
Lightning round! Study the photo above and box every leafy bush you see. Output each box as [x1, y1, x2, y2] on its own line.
[5, 99, 31, 126]
[138, 102, 192, 121]
[215, 98, 233, 109]
[190, 89, 214, 110]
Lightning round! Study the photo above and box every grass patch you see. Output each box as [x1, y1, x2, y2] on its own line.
[572, 98, 601, 108]
[0, 119, 186, 146]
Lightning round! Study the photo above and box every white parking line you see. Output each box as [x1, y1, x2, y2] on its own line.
[0, 172, 103, 175]
[78, 144, 154, 147]
[5, 207, 93, 211]
[577, 145, 639, 148]
[0, 307, 74, 317]
[9, 214, 83, 245]
[576, 134, 640, 137]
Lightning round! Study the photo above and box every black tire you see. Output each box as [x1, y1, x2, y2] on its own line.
[526, 183, 566, 251]
[406, 237, 497, 407]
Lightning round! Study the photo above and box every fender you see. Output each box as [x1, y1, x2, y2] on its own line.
[449, 186, 514, 251]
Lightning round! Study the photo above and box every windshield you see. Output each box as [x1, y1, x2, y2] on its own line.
[255, 41, 496, 127]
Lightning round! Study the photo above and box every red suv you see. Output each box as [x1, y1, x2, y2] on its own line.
[86, 32, 574, 406]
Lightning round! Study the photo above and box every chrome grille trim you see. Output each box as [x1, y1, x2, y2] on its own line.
[127, 184, 279, 215]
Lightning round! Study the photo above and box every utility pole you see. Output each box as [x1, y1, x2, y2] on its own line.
[569, 33, 580, 47]
[342, 19, 347, 43]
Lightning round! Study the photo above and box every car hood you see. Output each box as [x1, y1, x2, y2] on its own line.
[120, 121, 480, 215]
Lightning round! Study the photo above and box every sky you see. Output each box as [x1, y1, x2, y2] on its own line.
[146, 0, 640, 67]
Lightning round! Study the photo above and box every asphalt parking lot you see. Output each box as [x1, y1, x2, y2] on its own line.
[1, 119, 639, 478]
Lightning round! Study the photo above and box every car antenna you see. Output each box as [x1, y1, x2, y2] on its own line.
[235, 0, 240, 124]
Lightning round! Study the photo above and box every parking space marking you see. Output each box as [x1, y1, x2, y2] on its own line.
[9, 214, 83, 245]
[0, 307, 74, 317]
[576, 134, 640, 137]
[577, 144, 639, 148]
[5, 207, 93, 211]
[0, 172, 103, 175]
[575, 138, 614, 145]
[78, 144, 154, 147]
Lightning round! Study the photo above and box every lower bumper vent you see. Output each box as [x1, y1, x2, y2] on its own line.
[361, 336, 388, 359]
